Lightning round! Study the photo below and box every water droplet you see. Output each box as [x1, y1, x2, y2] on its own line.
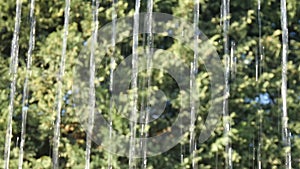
[22, 106, 29, 111]
[244, 59, 250, 65]
[67, 90, 72, 95]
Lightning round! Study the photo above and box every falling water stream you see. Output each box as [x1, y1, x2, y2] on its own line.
[258, 0, 263, 78]
[257, 110, 262, 169]
[221, 0, 232, 168]
[85, 0, 99, 168]
[256, 0, 264, 82]
[139, 0, 153, 168]
[4, 0, 22, 168]
[230, 41, 236, 80]
[2, 0, 297, 168]
[129, 0, 141, 168]
[18, 0, 35, 168]
[190, 62, 197, 169]
[280, 0, 291, 168]
[52, 0, 70, 168]
[108, 0, 117, 168]
[108, 57, 115, 169]
[255, 50, 259, 81]
[190, 0, 200, 168]
[252, 139, 256, 168]
[256, 2, 262, 169]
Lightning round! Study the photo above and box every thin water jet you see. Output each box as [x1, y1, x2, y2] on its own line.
[190, 62, 196, 168]
[180, 109, 185, 166]
[107, 0, 117, 168]
[140, 0, 153, 168]
[85, 0, 99, 168]
[4, 0, 22, 168]
[52, 0, 70, 168]
[255, 52, 263, 169]
[256, 2, 264, 161]
[257, 0, 264, 77]
[221, 0, 232, 168]
[280, 0, 291, 168]
[255, 49, 259, 81]
[18, 0, 35, 168]
[252, 140, 255, 168]
[230, 41, 236, 80]
[189, 0, 200, 168]
[257, 110, 262, 169]
[129, 0, 141, 168]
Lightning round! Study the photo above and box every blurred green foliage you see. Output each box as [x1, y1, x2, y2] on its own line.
[0, 0, 300, 168]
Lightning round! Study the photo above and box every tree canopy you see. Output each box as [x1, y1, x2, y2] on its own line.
[0, 0, 300, 168]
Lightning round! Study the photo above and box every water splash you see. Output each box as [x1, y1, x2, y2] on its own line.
[18, 0, 35, 168]
[221, 0, 232, 168]
[52, 0, 70, 168]
[4, 0, 22, 168]
[85, 0, 99, 168]
[129, 0, 140, 168]
[280, 0, 291, 168]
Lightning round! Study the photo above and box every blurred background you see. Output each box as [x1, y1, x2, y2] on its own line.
[0, 0, 300, 168]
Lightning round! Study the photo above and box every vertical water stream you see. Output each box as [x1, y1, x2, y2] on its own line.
[280, 0, 291, 168]
[52, 0, 70, 168]
[4, 0, 22, 168]
[18, 0, 35, 168]
[129, 0, 141, 168]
